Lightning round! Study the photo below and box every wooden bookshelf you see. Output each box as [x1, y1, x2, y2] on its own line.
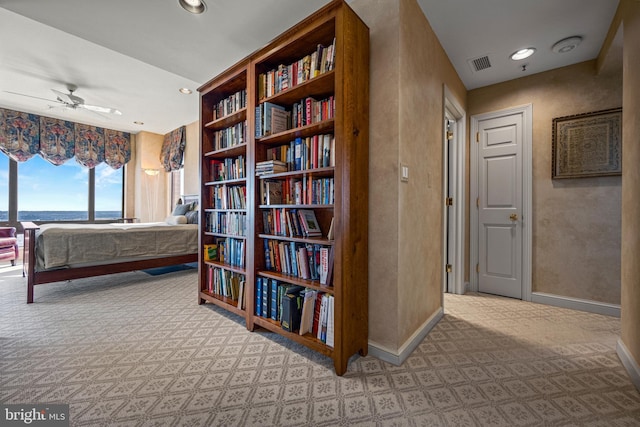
[197, 0, 368, 375]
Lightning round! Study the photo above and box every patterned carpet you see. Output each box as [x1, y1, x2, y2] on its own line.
[1, 262, 639, 426]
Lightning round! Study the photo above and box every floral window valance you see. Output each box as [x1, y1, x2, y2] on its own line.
[160, 125, 185, 172]
[0, 107, 130, 169]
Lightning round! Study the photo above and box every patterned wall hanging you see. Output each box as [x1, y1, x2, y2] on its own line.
[105, 129, 131, 169]
[39, 116, 75, 165]
[160, 125, 186, 172]
[74, 123, 105, 169]
[0, 108, 40, 162]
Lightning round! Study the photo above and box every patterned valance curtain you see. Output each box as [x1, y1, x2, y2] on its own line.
[0, 109, 40, 162]
[160, 125, 186, 172]
[0, 107, 131, 169]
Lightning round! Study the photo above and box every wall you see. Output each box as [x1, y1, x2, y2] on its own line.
[133, 131, 165, 222]
[468, 61, 622, 305]
[351, 0, 466, 357]
[619, 0, 640, 388]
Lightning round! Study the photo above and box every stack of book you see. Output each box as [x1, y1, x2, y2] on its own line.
[256, 160, 287, 176]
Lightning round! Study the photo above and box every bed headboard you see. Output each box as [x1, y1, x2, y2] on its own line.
[181, 194, 198, 207]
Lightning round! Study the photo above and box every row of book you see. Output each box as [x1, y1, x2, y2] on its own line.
[211, 184, 246, 210]
[265, 134, 335, 172]
[204, 237, 246, 268]
[291, 96, 335, 129]
[263, 240, 333, 285]
[255, 279, 334, 346]
[205, 211, 247, 236]
[205, 266, 246, 308]
[212, 121, 246, 151]
[262, 208, 322, 238]
[260, 177, 335, 206]
[257, 38, 336, 100]
[212, 89, 247, 121]
[210, 156, 246, 181]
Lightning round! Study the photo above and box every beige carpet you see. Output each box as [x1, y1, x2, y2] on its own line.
[1, 263, 639, 426]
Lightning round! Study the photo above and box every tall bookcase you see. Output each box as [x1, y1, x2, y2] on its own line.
[198, 0, 368, 376]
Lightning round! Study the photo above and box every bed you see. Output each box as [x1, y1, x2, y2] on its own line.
[21, 197, 199, 303]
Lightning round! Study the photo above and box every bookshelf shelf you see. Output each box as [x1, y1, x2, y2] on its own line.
[257, 120, 334, 146]
[198, 0, 368, 375]
[204, 108, 247, 131]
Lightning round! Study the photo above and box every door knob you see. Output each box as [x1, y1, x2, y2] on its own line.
[509, 213, 518, 221]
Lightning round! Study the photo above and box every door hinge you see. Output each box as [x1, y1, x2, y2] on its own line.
[476, 197, 479, 208]
[476, 263, 479, 273]
[445, 197, 453, 206]
[476, 132, 479, 142]
[446, 264, 452, 273]
[446, 131, 453, 141]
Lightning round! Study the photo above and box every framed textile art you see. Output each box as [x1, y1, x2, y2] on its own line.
[552, 108, 622, 179]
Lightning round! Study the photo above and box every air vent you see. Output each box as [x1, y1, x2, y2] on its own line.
[468, 55, 492, 72]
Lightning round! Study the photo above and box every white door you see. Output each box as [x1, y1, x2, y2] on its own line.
[477, 113, 523, 299]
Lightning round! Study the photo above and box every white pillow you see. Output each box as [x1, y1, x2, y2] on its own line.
[165, 215, 187, 225]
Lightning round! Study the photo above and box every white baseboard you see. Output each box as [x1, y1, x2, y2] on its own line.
[617, 339, 640, 392]
[368, 308, 444, 366]
[531, 292, 620, 317]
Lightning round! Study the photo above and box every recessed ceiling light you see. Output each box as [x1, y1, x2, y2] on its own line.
[134, 121, 144, 125]
[179, 87, 193, 94]
[179, 0, 206, 14]
[510, 48, 536, 61]
[552, 36, 583, 54]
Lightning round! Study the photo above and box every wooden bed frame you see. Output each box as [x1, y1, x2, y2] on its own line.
[22, 221, 197, 303]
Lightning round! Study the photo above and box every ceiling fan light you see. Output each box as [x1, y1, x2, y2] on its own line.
[179, 0, 206, 14]
[510, 48, 536, 61]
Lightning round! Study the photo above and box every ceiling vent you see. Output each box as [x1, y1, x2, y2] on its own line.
[468, 55, 492, 72]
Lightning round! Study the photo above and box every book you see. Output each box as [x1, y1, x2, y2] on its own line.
[327, 217, 335, 240]
[299, 289, 316, 336]
[297, 209, 322, 236]
[270, 279, 278, 320]
[319, 247, 329, 285]
[270, 108, 290, 135]
[281, 286, 304, 332]
[262, 102, 286, 136]
[204, 244, 217, 261]
[262, 276, 270, 317]
[237, 279, 245, 309]
[312, 292, 324, 338]
[263, 180, 283, 205]
[326, 295, 335, 347]
[255, 277, 263, 317]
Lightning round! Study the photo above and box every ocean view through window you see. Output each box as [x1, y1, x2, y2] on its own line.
[1, 154, 123, 224]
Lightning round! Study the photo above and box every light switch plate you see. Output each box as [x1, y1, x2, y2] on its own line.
[401, 163, 409, 182]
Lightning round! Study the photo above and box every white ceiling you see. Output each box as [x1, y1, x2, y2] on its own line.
[0, 0, 621, 135]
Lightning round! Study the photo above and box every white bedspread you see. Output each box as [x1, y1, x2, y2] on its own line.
[35, 222, 198, 271]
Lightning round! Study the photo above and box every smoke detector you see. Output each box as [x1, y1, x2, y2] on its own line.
[552, 36, 583, 54]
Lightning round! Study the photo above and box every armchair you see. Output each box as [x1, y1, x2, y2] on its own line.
[0, 227, 19, 266]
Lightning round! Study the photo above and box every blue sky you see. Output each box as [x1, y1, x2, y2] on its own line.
[1, 154, 123, 211]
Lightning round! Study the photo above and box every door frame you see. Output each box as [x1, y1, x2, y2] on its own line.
[470, 104, 533, 301]
[442, 86, 466, 295]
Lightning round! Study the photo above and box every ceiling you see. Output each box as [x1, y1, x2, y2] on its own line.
[0, 0, 620, 135]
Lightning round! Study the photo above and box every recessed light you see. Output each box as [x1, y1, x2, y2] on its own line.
[179, 0, 206, 14]
[510, 48, 536, 61]
[552, 36, 583, 54]
[134, 121, 144, 125]
[179, 87, 193, 94]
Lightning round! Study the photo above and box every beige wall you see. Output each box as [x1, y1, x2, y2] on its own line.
[351, 0, 466, 354]
[620, 0, 640, 381]
[468, 61, 623, 304]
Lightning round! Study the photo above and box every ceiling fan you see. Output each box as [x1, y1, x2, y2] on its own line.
[5, 84, 122, 116]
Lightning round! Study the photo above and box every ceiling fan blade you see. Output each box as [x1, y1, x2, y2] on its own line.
[4, 90, 62, 104]
[80, 104, 122, 115]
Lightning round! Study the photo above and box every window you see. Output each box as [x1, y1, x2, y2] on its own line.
[95, 162, 124, 220]
[1, 154, 123, 225]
